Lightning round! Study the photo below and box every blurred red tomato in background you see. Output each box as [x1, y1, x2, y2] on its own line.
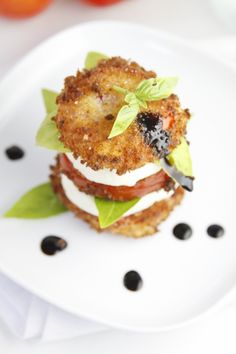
[85, 0, 122, 5]
[0, 0, 53, 18]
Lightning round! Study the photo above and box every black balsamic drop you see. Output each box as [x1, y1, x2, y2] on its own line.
[173, 223, 192, 240]
[137, 112, 170, 158]
[41, 236, 67, 256]
[207, 224, 224, 238]
[5, 145, 24, 160]
[123, 271, 143, 291]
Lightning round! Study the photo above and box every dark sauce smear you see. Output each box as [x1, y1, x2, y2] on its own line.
[173, 223, 192, 240]
[5, 145, 24, 160]
[161, 158, 194, 192]
[137, 112, 194, 191]
[137, 112, 170, 158]
[123, 271, 143, 291]
[41, 236, 67, 256]
[207, 224, 224, 238]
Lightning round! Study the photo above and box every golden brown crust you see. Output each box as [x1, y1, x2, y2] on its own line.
[50, 161, 184, 238]
[55, 57, 190, 175]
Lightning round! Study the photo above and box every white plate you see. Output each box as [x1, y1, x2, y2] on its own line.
[0, 21, 235, 332]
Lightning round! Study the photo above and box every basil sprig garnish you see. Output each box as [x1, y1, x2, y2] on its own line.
[166, 137, 193, 177]
[36, 89, 70, 152]
[108, 77, 178, 139]
[95, 196, 140, 228]
[85, 51, 109, 70]
[4, 182, 67, 219]
[157, 137, 194, 191]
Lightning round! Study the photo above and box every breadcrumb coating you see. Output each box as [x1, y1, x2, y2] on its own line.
[50, 161, 184, 238]
[55, 57, 190, 175]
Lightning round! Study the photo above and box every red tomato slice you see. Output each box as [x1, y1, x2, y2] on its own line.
[59, 154, 171, 201]
[85, 0, 122, 6]
[0, 0, 53, 18]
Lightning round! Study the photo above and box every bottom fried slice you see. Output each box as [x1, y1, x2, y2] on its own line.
[50, 162, 184, 238]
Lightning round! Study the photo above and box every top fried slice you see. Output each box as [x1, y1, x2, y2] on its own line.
[55, 57, 190, 175]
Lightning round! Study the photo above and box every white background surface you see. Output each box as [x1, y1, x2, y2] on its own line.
[0, 0, 236, 352]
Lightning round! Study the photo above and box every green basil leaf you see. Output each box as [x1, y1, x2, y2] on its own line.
[155, 77, 178, 100]
[113, 85, 128, 95]
[108, 102, 139, 139]
[135, 78, 156, 100]
[166, 137, 193, 176]
[109, 76, 177, 139]
[136, 98, 147, 109]
[42, 89, 58, 114]
[136, 77, 178, 101]
[85, 51, 109, 70]
[36, 89, 70, 152]
[4, 182, 67, 219]
[124, 92, 138, 105]
[36, 110, 70, 152]
[95, 197, 140, 228]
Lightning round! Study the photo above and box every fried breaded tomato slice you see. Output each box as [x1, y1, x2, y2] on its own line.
[58, 154, 174, 201]
[50, 161, 184, 238]
[55, 57, 190, 175]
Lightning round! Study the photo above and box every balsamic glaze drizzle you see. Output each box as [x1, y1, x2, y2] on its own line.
[161, 158, 194, 191]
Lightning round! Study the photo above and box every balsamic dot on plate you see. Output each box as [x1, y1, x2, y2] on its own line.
[123, 271, 143, 291]
[173, 223, 192, 240]
[5, 145, 24, 160]
[41, 236, 67, 256]
[207, 224, 224, 238]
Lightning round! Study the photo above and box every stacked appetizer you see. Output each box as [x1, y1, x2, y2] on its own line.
[36, 52, 193, 237]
